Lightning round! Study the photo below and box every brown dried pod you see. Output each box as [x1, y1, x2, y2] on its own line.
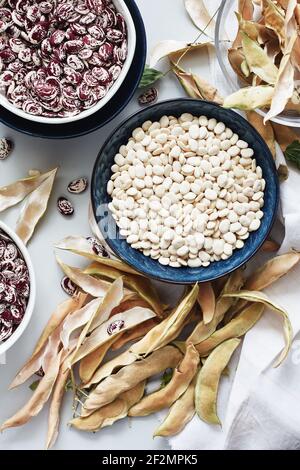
[195, 338, 241, 425]
[81, 345, 183, 417]
[70, 382, 146, 433]
[197, 282, 215, 325]
[9, 293, 87, 390]
[196, 303, 265, 356]
[1, 350, 63, 432]
[128, 343, 199, 417]
[188, 270, 244, 345]
[46, 363, 70, 449]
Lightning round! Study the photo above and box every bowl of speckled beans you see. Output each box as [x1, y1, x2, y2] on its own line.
[0, 0, 136, 124]
[91, 99, 279, 284]
[0, 221, 36, 355]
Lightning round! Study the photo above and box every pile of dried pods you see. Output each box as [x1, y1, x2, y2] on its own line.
[1, 235, 298, 448]
[224, 0, 300, 121]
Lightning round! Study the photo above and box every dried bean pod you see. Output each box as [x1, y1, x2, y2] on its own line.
[153, 375, 197, 437]
[195, 338, 241, 425]
[81, 346, 183, 417]
[128, 343, 199, 417]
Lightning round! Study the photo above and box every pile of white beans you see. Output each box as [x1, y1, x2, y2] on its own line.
[107, 113, 265, 268]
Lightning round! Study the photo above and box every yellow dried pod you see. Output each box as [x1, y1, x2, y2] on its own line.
[238, 0, 254, 20]
[70, 382, 145, 432]
[197, 282, 215, 325]
[184, 0, 216, 38]
[223, 85, 274, 110]
[1, 351, 63, 432]
[196, 303, 265, 356]
[79, 338, 117, 385]
[128, 343, 199, 417]
[16, 168, 58, 245]
[171, 64, 223, 104]
[83, 349, 137, 389]
[236, 12, 258, 41]
[61, 298, 103, 350]
[264, 32, 297, 123]
[46, 363, 70, 449]
[84, 263, 163, 318]
[56, 258, 114, 298]
[189, 270, 244, 345]
[34, 292, 87, 357]
[153, 375, 197, 438]
[261, 239, 280, 252]
[55, 236, 141, 276]
[66, 278, 125, 368]
[70, 306, 156, 366]
[228, 47, 253, 84]
[241, 32, 278, 84]
[0, 168, 56, 213]
[130, 284, 199, 357]
[195, 338, 241, 425]
[111, 319, 159, 351]
[245, 252, 300, 291]
[223, 290, 293, 367]
[81, 345, 183, 417]
[82, 294, 193, 389]
[9, 293, 87, 390]
[79, 297, 152, 384]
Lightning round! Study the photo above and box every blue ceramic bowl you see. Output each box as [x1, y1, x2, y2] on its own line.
[91, 99, 279, 284]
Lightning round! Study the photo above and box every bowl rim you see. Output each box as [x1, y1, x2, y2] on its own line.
[0, 221, 36, 355]
[91, 98, 279, 284]
[215, 0, 300, 128]
[0, 0, 136, 125]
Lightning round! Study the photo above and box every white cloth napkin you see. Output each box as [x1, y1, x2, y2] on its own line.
[169, 0, 300, 450]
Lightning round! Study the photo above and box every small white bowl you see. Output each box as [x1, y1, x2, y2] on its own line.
[0, 0, 136, 125]
[0, 221, 36, 356]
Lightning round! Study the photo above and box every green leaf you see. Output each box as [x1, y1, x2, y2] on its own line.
[139, 65, 164, 88]
[65, 379, 73, 392]
[29, 380, 40, 391]
[285, 140, 300, 169]
[160, 368, 173, 389]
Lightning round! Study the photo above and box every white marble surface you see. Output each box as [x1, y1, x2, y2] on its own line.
[0, 0, 214, 451]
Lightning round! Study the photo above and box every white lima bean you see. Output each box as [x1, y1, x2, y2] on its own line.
[107, 114, 265, 268]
